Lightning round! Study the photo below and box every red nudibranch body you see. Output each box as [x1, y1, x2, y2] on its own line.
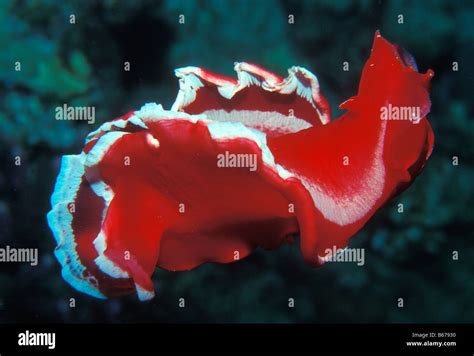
[47, 32, 434, 300]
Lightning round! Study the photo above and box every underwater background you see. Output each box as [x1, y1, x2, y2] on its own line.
[0, 0, 473, 323]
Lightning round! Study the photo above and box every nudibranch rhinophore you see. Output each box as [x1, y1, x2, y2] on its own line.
[47, 32, 434, 300]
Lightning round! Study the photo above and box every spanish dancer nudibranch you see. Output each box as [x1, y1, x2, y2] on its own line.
[47, 32, 434, 300]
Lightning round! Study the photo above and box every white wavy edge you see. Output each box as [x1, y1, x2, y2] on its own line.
[171, 62, 330, 125]
[47, 153, 106, 299]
